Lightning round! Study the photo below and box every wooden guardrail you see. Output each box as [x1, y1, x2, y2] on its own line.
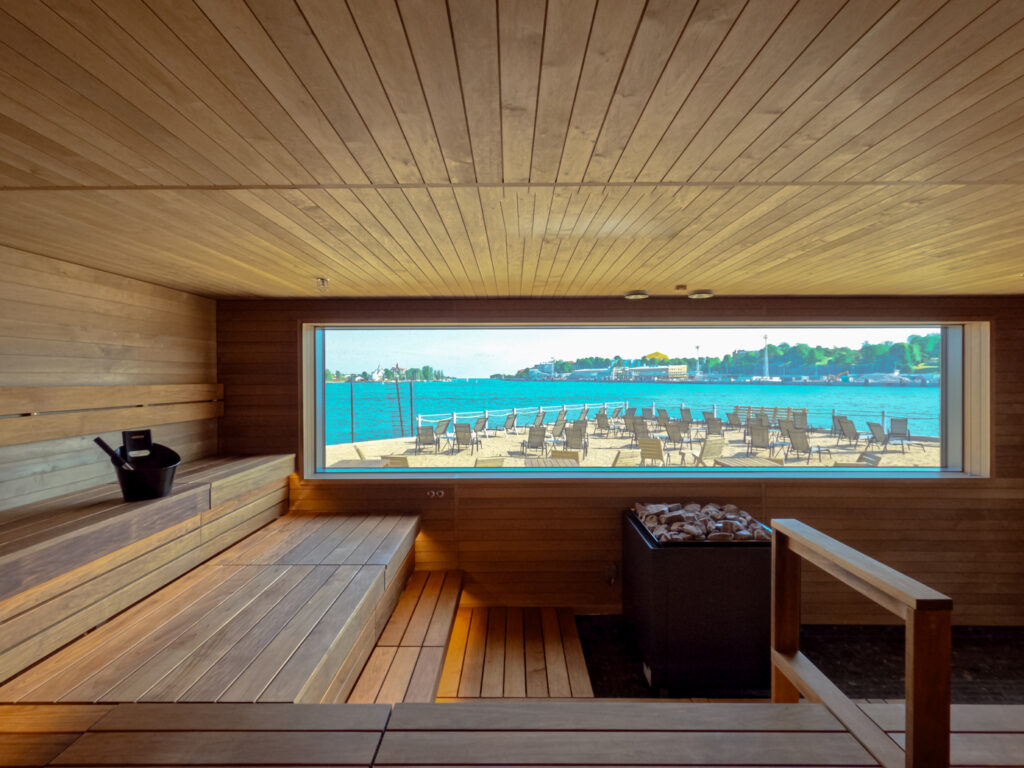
[770, 518, 952, 768]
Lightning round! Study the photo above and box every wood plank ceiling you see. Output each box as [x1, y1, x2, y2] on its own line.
[1, 0, 1023, 298]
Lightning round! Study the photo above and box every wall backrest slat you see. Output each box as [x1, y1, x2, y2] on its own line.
[0, 249, 217, 511]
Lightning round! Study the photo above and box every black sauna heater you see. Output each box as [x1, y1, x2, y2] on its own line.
[622, 503, 772, 698]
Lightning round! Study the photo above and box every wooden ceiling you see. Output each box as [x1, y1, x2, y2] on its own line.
[1, 0, 1023, 298]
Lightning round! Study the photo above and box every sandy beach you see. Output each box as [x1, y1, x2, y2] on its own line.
[325, 422, 939, 469]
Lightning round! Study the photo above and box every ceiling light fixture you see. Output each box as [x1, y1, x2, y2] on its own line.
[624, 290, 649, 300]
[315, 277, 329, 292]
[687, 288, 714, 299]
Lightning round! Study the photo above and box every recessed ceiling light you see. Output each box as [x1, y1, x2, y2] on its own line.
[687, 288, 714, 299]
[624, 290, 649, 300]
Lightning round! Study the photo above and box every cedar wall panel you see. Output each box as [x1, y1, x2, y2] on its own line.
[0, 248, 217, 510]
[219, 297, 1024, 624]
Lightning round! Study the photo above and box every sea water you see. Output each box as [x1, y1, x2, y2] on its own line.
[324, 379, 940, 444]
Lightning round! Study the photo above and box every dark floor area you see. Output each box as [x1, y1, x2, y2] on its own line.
[576, 616, 1024, 703]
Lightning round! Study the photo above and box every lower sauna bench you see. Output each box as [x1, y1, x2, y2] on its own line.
[0, 511, 419, 704]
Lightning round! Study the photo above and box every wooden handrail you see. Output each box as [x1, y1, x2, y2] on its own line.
[771, 518, 952, 768]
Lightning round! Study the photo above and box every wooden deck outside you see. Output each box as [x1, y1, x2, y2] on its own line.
[438, 606, 594, 699]
[5, 701, 1024, 767]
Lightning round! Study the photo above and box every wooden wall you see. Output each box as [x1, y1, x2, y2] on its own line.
[219, 296, 1024, 624]
[0, 247, 218, 511]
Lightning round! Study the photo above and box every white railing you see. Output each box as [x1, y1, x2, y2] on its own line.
[414, 401, 939, 438]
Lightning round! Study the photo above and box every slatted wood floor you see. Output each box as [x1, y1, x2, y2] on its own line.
[438, 607, 594, 699]
[348, 571, 463, 704]
[0, 514, 417, 704]
[4, 701, 1024, 767]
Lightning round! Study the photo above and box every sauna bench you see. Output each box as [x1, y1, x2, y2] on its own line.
[0, 505, 420, 704]
[0, 454, 296, 685]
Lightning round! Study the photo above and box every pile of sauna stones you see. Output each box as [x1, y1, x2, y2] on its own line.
[634, 501, 772, 543]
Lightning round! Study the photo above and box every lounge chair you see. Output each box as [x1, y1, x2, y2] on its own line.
[521, 425, 548, 456]
[887, 417, 923, 452]
[572, 418, 588, 434]
[866, 421, 896, 452]
[433, 418, 451, 444]
[628, 418, 651, 447]
[549, 449, 580, 465]
[679, 407, 694, 423]
[610, 406, 622, 419]
[705, 417, 723, 437]
[594, 412, 613, 437]
[746, 425, 775, 457]
[835, 417, 866, 448]
[641, 407, 654, 420]
[701, 410, 716, 425]
[415, 425, 438, 454]
[656, 412, 673, 431]
[472, 415, 490, 437]
[681, 436, 724, 466]
[726, 411, 743, 432]
[624, 407, 637, 417]
[383, 455, 409, 467]
[786, 429, 831, 463]
[474, 457, 505, 468]
[662, 422, 690, 453]
[532, 410, 545, 427]
[451, 422, 480, 454]
[578, 407, 589, 421]
[792, 410, 808, 430]
[638, 437, 668, 466]
[550, 421, 566, 441]
[563, 424, 588, 458]
[553, 411, 567, 428]
[354, 444, 368, 460]
[611, 449, 640, 467]
[830, 414, 846, 437]
[502, 412, 519, 435]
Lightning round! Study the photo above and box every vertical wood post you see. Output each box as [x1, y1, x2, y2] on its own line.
[906, 609, 951, 768]
[771, 530, 801, 703]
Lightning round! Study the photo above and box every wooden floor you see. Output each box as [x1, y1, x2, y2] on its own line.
[348, 571, 463, 704]
[5, 701, 1024, 767]
[438, 606, 594, 699]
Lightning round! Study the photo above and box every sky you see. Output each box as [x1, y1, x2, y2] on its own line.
[324, 326, 939, 378]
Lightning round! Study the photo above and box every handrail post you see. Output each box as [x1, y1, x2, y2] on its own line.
[771, 529, 801, 703]
[906, 609, 951, 768]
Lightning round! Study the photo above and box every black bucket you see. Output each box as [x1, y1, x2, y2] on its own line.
[113, 443, 181, 502]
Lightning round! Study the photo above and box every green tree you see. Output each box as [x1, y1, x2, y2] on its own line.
[323, 368, 333, 381]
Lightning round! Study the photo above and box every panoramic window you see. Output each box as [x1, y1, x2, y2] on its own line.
[308, 325, 956, 474]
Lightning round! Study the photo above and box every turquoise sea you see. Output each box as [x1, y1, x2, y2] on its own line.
[324, 379, 940, 444]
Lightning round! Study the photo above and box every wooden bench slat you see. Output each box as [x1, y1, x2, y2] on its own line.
[404, 647, 445, 703]
[375, 646, 420, 704]
[345, 516, 401, 566]
[436, 607, 471, 699]
[386, 701, 847, 732]
[860, 702, 1024, 732]
[541, 608, 572, 698]
[503, 607, 526, 698]
[456, 608, 488, 698]
[400, 572, 446, 647]
[524, 608, 548, 698]
[367, 517, 419, 577]
[0, 704, 111, 732]
[140, 566, 314, 702]
[422, 571, 462, 647]
[323, 516, 387, 565]
[348, 646, 398, 704]
[99, 566, 290, 703]
[282, 515, 362, 565]
[0, 566, 235, 702]
[377, 571, 429, 647]
[178, 566, 337, 702]
[373, 730, 875, 765]
[51, 730, 381, 766]
[222, 566, 360, 703]
[260, 565, 383, 703]
[90, 702, 389, 731]
[481, 608, 506, 698]
[557, 609, 594, 698]
[0, 732, 81, 766]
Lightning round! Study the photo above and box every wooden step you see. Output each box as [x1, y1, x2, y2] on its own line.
[348, 571, 463, 704]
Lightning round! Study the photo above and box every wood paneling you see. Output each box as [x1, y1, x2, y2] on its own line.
[219, 295, 1024, 624]
[0, 248, 217, 510]
[0, 2, 1023, 298]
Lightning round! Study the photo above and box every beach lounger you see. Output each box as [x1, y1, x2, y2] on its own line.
[502, 412, 520, 435]
[681, 436, 724, 467]
[705, 416, 724, 437]
[725, 411, 743, 432]
[563, 424, 589, 458]
[521, 425, 548, 456]
[836, 417, 866, 448]
[887, 417, 923, 452]
[595, 412, 613, 436]
[383, 455, 409, 467]
[792, 410, 808, 429]
[532, 410, 545, 427]
[834, 451, 882, 467]
[786, 428, 831, 463]
[473, 415, 490, 437]
[746, 425, 775, 457]
[638, 437, 668, 466]
[415, 425, 438, 453]
[451, 422, 480, 454]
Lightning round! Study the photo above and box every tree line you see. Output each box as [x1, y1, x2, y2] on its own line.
[496, 333, 941, 378]
[323, 364, 447, 382]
